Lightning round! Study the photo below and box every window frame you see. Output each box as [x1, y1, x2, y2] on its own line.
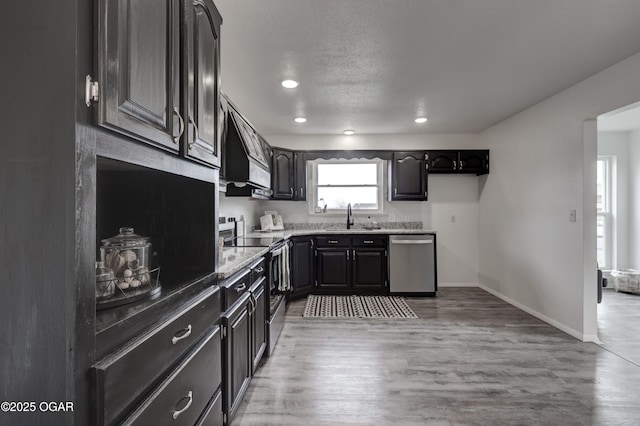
[308, 158, 385, 215]
[596, 156, 614, 270]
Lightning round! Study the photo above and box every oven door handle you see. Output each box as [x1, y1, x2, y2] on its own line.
[271, 247, 283, 257]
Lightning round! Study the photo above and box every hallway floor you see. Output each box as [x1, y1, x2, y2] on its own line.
[598, 287, 640, 366]
[233, 288, 640, 425]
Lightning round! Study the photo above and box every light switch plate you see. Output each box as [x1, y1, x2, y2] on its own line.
[569, 209, 577, 222]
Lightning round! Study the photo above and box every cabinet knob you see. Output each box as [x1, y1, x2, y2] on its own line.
[173, 107, 184, 144]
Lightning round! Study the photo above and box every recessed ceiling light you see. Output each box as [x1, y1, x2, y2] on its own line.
[281, 79, 299, 89]
[415, 117, 428, 123]
[343, 129, 355, 136]
[294, 117, 307, 123]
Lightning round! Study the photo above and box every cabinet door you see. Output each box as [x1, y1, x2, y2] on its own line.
[294, 152, 306, 200]
[271, 148, 295, 199]
[250, 278, 267, 373]
[182, 0, 222, 167]
[222, 294, 251, 422]
[290, 237, 315, 298]
[390, 152, 427, 200]
[316, 249, 350, 290]
[427, 150, 458, 173]
[99, 0, 181, 151]
[459, 150, 489, 174]
[352, 249, 387, 292]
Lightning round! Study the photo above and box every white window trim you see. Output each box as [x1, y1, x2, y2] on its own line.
[597, 156, 614, 270]
[307, 158, 385, 215]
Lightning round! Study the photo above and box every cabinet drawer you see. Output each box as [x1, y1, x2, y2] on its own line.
[352, 236, 387, 248]
[122, 327, 221, 425]
[221, 269, 251, 310]
[196, 389, 223, 426]
[93, 286, 220, 426]
[316, 236, 350, 248]
[250, 257, 266, 284]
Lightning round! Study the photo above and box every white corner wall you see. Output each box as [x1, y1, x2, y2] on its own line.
[479, 51, 640, 341]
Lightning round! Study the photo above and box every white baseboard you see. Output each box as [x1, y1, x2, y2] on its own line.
[438, 282, 480, 288]
[478, 284, 587, 342]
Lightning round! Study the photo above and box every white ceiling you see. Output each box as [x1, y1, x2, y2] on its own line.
[216, 0, 640, 136]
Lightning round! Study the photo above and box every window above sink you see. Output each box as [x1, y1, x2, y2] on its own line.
[309, 158, 384, 214]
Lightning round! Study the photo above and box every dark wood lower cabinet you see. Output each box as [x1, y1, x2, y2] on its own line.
[196, 390, 223, 426]
[316, 248, 351, 290]
[290, 236, 315, 299]
[222, 293, 251, 424]
[250, 277, 267, 373]
[352, 248, 387, 292]
[120, 327, 221, 425]
[313, 235, 389, 294]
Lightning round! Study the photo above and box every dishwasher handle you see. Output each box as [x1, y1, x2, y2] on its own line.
[390, 239, 433, 245]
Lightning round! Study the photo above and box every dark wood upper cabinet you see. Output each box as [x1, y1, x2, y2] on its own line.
[98, 0, 222, 167]
[271, 147, 306, 200]
[459, 150, 489, 174]
[427, 150, 458, 173]
[272, 148, 295, 199]
[389, 151, 428, 201]
[427, 150, 489, 175]
[293, 152, 307, 200]
[182, 0, 222, 167]
[98, 0, 181, 151]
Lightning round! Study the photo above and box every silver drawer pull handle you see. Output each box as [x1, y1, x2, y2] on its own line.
[329, 240, 338, 244]
[236, 283, 247, 293]
[364, 240, 373, 244]
[171, 324, 192, 345]
[172, 391, 193, 420]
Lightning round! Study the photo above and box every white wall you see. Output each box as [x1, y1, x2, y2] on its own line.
[218, 195, 260, 233]
[597, 131, 629, 269]
[263, 134, 482, 285]
[629, 130, 640, 267]
[479, 50, 640, 340]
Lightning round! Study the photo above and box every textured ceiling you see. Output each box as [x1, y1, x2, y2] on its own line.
[216, 0, 640, 136]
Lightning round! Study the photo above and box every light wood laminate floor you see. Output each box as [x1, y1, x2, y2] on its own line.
[598, 287, 640, 366]
[234, 288, 640, 425]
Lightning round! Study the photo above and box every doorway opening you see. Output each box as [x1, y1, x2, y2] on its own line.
[596, 102, 640, 365]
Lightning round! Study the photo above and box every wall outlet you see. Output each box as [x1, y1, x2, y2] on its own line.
[569, 209, 576, 222]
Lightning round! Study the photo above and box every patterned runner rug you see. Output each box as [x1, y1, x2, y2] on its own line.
[302, 295, 418, 318]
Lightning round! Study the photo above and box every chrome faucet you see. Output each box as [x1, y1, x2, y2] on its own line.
[347, 203, 354, 229]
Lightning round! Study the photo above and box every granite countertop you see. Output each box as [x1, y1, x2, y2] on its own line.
[217, 246, 269, 279]
[218, 228, 436, 279]
[244, 228, 436, 239]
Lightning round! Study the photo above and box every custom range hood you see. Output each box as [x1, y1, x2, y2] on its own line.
[222, 95, 271, 192]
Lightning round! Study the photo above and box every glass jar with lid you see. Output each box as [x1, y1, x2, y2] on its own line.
[100, 227, 152, 291]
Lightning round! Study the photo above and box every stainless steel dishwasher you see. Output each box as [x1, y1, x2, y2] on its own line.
[389, 234, 437, 295]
